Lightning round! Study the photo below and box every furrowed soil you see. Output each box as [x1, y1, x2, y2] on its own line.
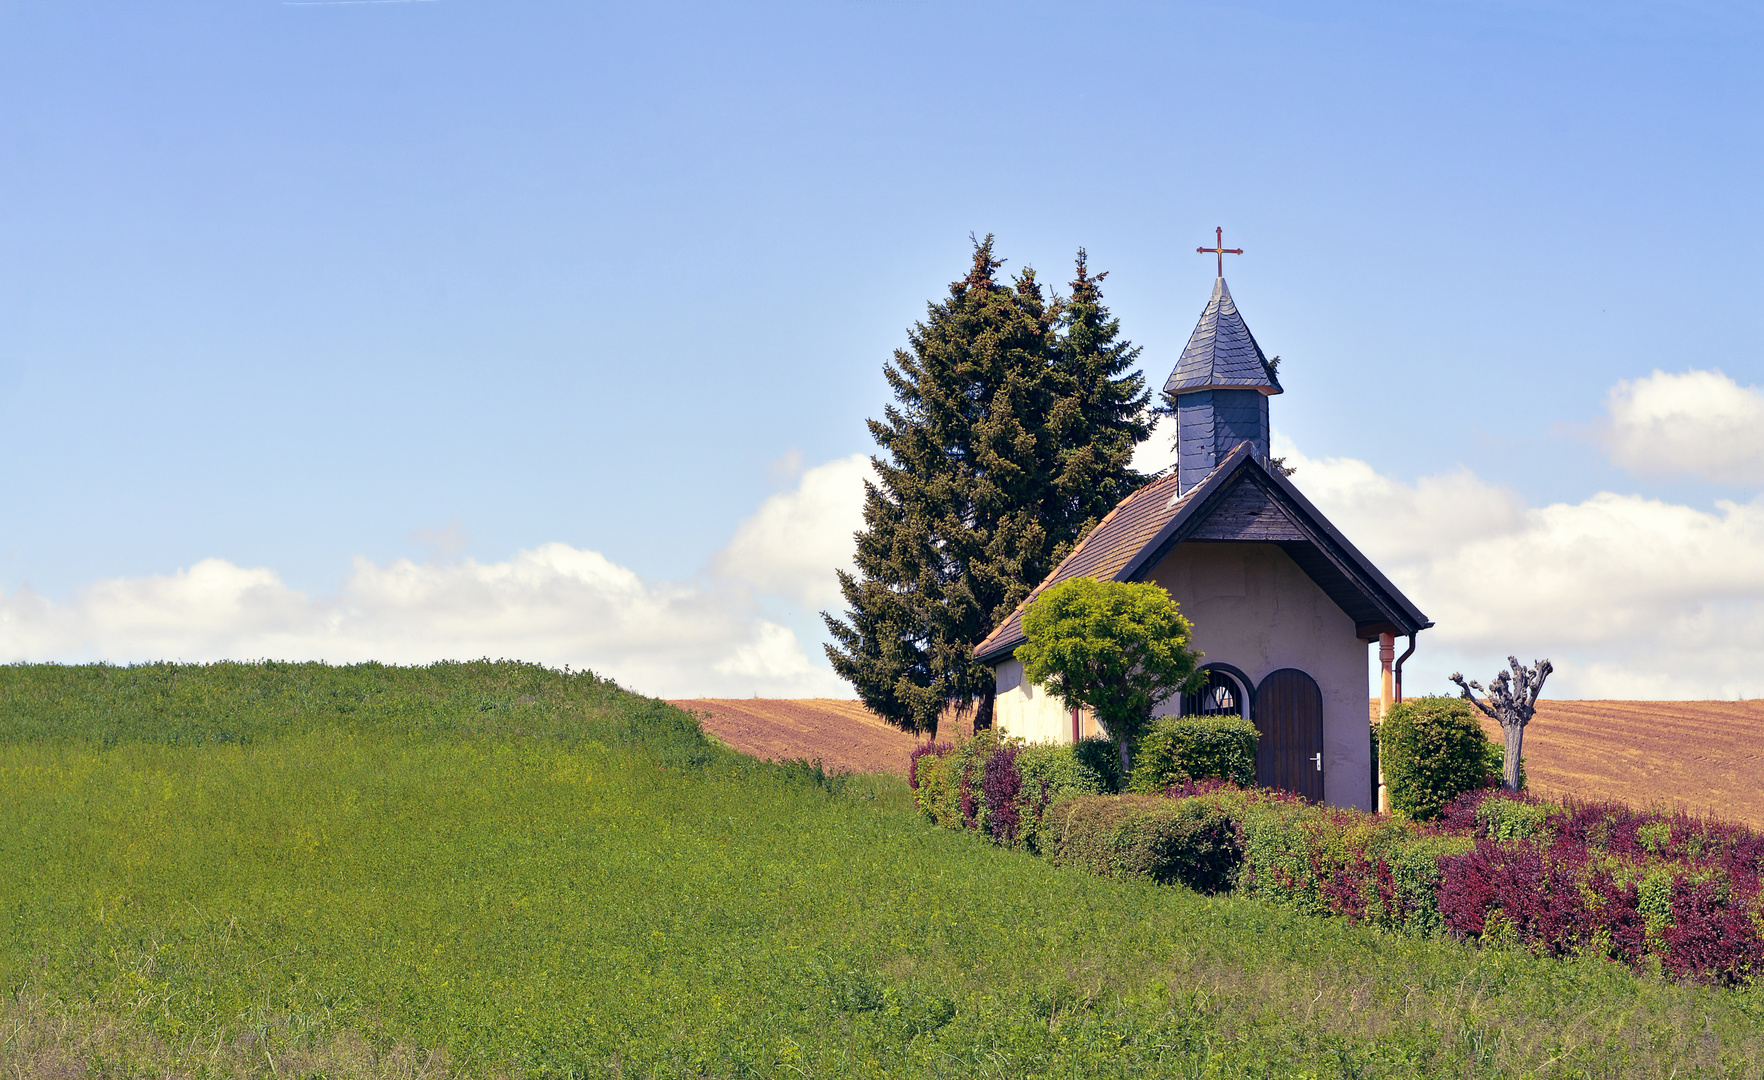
[677, 697, 1764, 828]
[670, 697, 971, 776]
[1365, 699, 1764, 828]
[1487, 700, 1764, 828]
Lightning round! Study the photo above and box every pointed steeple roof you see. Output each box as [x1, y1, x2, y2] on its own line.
[1163, 277, 1282, 397]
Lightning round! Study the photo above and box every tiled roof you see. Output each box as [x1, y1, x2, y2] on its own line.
[973, 444, 1435, 664]
[1163, 277, 1282, 397]
[973, 468, 1200, 662]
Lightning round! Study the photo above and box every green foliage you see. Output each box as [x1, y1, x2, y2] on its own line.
[1071, 734, 1124, 793]
[1378, 696, 1494, 820]
[907, 731, 1000, 830]
[1127, 713, 1258, 793]
[1013, 742, 1105, 853]
[1046, 794, 1243, 893]
[1476, 794, 1554, 841]
[3, 662, 1762, 1077]
[1017, 577, 1204, 776]
[823, 238, 1151, 736]
[1183, 786, 1475, 935]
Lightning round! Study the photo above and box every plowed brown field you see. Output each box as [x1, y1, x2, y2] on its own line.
[669, 698, 933, 777]
[672, 697, 1764, 828]
[1368, 699, 1764, 829]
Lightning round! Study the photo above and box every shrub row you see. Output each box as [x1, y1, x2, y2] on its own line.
[1043, 793, 1242, 893]
[908, 715, 1257, 852]
[911, 736, 1764, 985]
[1434, 788, 1764, 985]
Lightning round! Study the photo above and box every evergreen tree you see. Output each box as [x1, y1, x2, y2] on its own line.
[824, 238, 1150, 738]
[1041, 250, 1152, 554]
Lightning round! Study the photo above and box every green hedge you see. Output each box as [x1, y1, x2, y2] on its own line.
[911, 736, 1478, 926]
[1014, 742, 1107, 853]
[1376, 697, 1492, 820]
[1217, 788, 1472, 934]
[1126, 714, 1258, 793]
[1045, 795, 1242, 893]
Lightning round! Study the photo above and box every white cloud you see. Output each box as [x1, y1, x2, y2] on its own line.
[714, 452, 872, 609]
[0, 543, 849, 700]
[1276, 435, 1764, 699]
[19, 374, 1764, 703]
[0, 453, 896, 697]
[1601, 368, 1764, 485]
[1132, 415, 1180, 476]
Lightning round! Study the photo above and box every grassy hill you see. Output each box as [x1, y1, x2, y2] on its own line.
[3, 662, 1762, 1078]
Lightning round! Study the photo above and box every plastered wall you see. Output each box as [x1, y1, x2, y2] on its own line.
[993, 658, 1098, 745]
[1146, 542, 1371, 809]
[989, 541, 1371, 810]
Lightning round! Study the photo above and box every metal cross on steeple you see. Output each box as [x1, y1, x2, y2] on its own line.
[1196, 226, 1243, 277]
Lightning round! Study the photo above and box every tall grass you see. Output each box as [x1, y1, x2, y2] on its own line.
[3, 661, 1763, 1078]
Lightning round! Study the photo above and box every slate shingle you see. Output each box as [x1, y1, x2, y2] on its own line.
[1162, 278, 1282, 397]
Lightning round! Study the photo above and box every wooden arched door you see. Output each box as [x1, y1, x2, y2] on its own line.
[1253, 668, 1324, 802]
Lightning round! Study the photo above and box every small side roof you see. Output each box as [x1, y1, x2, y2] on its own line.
[1163, 277, 1282, 397]
[973, 444, 1431, 664]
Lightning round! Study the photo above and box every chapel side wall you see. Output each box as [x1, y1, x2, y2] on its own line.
[1146, 542, 1372, 811]
[992, 657, 1080, 744]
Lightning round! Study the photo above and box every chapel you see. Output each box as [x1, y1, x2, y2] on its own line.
[973, 260, 1431, 810]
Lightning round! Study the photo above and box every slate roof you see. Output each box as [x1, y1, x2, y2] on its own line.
[973, 444, 1431, 664]
[974, 468, 1201, 663]
[1163, 277, 1283, 397]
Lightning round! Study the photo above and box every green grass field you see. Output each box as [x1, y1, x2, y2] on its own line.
[3, 662, 1762, 1079]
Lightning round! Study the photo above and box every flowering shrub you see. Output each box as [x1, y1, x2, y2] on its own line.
[982, 744, 1023, 843]
[1180, 784, 1471, 934]
[909, 734, 1102, 851]
[908, 732, 1001, 830]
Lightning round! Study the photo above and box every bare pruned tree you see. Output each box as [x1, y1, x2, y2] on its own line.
[1450, 657, 1553, 792]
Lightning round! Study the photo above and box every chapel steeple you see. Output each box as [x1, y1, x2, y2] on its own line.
[1164, 268, 1282, 494]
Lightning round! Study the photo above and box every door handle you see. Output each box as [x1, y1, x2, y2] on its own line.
[1311, 753, 1323, 772]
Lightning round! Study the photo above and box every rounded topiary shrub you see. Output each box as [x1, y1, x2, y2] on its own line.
[1127, 714, 1258, 793]
[1378, 697, 1491, 820]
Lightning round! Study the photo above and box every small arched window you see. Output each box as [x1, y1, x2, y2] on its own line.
[1181, 666, 1248, 718]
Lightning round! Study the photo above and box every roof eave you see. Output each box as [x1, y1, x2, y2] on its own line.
[1167, 381, 1283, 396]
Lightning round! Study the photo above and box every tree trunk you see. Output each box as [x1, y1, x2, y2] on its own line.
[1118, 737, 1132, 786]
[1502, 722, 1524, 791]
[973, 686, 995, 732]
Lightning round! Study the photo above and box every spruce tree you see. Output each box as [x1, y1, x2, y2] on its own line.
[824, 238, 1150, 738]
[1042, 250, 1152, 557]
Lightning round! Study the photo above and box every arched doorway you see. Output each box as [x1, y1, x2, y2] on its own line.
[1181, 664, 1252, 718]
[1253, 668, 1324, 802]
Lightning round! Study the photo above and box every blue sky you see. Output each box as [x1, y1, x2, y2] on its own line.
[2, 1, 1761, 699]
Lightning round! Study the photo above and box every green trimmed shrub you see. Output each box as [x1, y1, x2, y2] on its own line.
[1127, 714, 1258, 793]
[1014, 743, 1106, 853]
[1071, 735, 1124, 793]
[1188, 786, 1472, 933]
[1045, 795, 1243, 893]
[1378, 697, 1492, 820]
